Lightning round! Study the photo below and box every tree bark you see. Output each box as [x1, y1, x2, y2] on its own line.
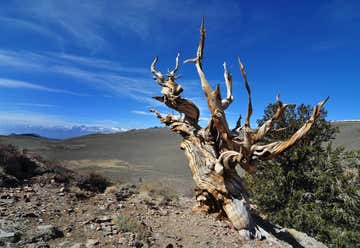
[149, 18, 328, 231]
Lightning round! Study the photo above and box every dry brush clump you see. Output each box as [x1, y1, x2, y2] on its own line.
[76, 172, 112, 193]
[113, 214, 151, 241]
[138, 182, 179, 206]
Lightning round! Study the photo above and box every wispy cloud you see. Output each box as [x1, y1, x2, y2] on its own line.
[0, 78, 84, 96]
[0, 16, 63, 45]
[0, 49, 159, 103]
[0, 110, 68, 126]
[12, 103, 56, 108]
[131, 110, 153, 116]
[0, 1, 244, 49]
[53, 53, 148, 75]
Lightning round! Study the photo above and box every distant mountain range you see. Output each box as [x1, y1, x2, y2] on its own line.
[1, 120, 359, 140]
[0, 124, 127, 139]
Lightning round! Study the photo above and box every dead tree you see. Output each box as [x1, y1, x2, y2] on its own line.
[149, 19, 328, 231]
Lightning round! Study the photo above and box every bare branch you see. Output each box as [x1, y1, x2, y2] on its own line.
[168, 53, 180, 79]
[251, 97, 329, 160]
[221, 62, 234, 110]
[233, 114, 242, 132]
[253, 94, 291, 142]
[238, 56, 252, 128]
[151, 57, 165, 84]
[184, 17, 213, 97]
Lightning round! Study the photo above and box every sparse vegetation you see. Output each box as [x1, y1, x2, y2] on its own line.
[77, 172, 112, 193]
[246, 103, 360, 247]
[139, 182, 179, 205]
[0, 144, 38, 181]
[0, 144, 75, 186]
[104, 185, 119, 195]
[113, 214, 150, 240]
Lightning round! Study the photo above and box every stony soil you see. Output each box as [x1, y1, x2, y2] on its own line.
[0, 176, 299, 248]
[0, 144, 326, 248]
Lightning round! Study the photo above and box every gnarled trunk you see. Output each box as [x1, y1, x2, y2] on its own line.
[148, 18, 328, 231]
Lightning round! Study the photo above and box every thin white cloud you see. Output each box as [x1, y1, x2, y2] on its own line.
[0, 49, 157, 103]
[0, 78, 84, 96]
[0, 49, 147, 75]
[0, 111, 68, 126]
[0, 16, 63, 45]
[131, 110, 153, 116]
[13, 103, 56, 108]
[199, 117, 210, 122]
[0, 50, 43, 69]
[0, 1, 244, 49]
[0, 110, 126, 130]
[53, 53, 148, 74]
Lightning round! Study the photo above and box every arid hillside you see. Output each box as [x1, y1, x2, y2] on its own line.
[0, 121, 359, 195]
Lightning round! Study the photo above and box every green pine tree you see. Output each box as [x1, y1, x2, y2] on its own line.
[245, 103, 360, 247]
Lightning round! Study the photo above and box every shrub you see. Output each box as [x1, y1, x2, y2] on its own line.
[139, 182, 179, 204]
[245, 103, 360, 247]
[0, 144, 38, 180]
[114, 214, 150, 240]
[77, 173, 112, 193]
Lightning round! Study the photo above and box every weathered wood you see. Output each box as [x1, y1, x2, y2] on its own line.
[149, 19, 328, 231]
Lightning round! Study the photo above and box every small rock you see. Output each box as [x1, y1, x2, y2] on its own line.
[0, 199, 15, 206]
[0, 231, 21, 243]
[32, 225, 63, 242]
[22, 212, 39, 218]
[86, 238, 99, 247]
[24, 186, 34, 192]
[132, 239, 143, 248]
[69, 243, 85, 248]
[69, 243, 84, 248]
[286, 228, 327, 248]
[24, 194, 31, 202]
[64, 224, 74, 233]
[159, 209, 169, 216]
[238, 229, 251, 241]
[96, 216, 112, 223]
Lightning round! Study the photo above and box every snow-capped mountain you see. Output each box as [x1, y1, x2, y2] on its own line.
[0, 124, 127, 139]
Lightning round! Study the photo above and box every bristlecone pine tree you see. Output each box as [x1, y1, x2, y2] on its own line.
[150, 19, 329, 231]
[246, 104, 360, 246]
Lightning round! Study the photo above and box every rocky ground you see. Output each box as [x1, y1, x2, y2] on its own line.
[0, 179, 327, 247]
[0, 144, 326, 247]
[0, 180, 261, 247]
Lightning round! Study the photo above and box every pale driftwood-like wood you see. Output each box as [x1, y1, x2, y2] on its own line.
[149, 19, 328, 231]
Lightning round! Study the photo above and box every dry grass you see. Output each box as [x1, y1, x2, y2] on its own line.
[139, 182, 179, 205]
[113, 214, 150, 240]
[64, 159, 130, 170]
[104, 185, 119, 195]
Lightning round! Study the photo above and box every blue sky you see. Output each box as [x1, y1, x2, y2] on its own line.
[0, 0, 359, 138]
